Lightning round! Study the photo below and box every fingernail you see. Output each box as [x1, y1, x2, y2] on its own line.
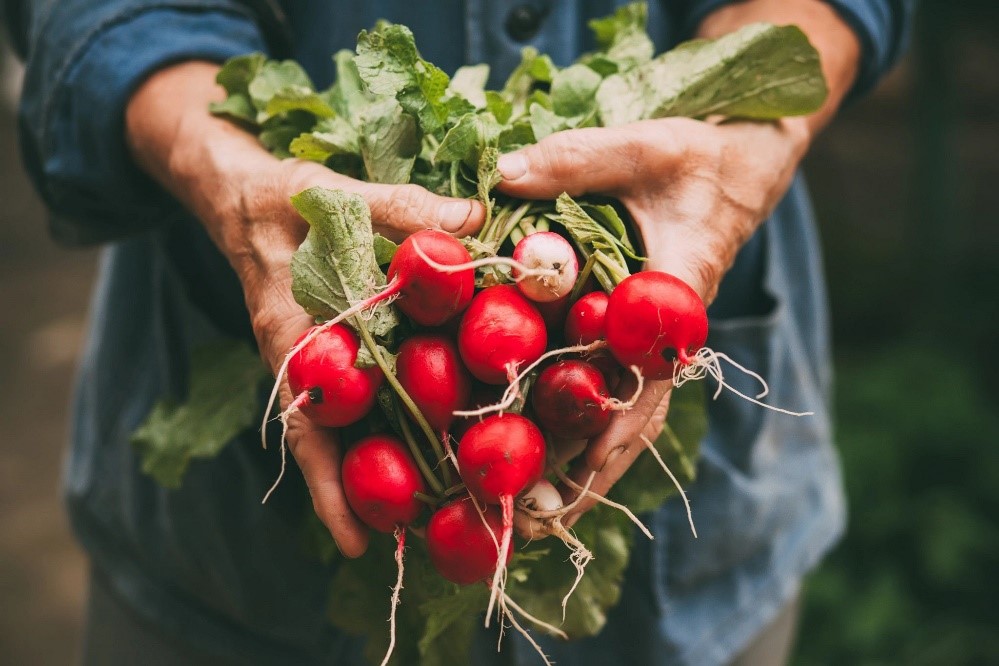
[599, 446, 627, 472]
[439, 201, 473, 232]
[497, 153, 528, 181]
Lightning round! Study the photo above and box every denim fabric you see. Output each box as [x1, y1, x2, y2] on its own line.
[16, 0, 913, 664]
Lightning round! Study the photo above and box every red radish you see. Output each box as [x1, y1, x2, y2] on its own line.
[395, 335, 471, 433]
[458, 414, 546, 505]
[341, 434, 426, 533]
[457, 413, 545, 620]
[564, 291, 620, 381]
[512, 231, 579, 302]
[341, 434, 425, 666]
[426, 496, 512, 585]
[385, 229, 476, 326]
[605, 271, 708, 381]
[458, 285, 547, 384]
[604, 272, 812, 416]
[286, 324, 383, 427]
[531, 360, 613, 439]
[564, 291, 609, 345]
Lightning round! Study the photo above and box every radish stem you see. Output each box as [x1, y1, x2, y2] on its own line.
[396, 406, 445, 496]
[569, 253, 597, 303]
[356, 319, 454, 487]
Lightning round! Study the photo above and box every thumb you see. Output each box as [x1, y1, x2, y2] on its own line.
[495, 126, 644, 199]
[356, 182, 486, 240]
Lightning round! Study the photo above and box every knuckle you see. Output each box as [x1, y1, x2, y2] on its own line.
[372, 184, 435, 232]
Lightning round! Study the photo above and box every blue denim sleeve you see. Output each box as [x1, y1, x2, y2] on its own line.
[18, 2, 268, 245]
[674, 0, 916, 99]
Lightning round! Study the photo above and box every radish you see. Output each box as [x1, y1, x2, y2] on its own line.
[426, 496, 512, 585]
[286, 324, 383, 427]
[457, 285, 547, 384]
[341, 434, 426, 666]
[563, 291, 622, 382]
[395, 335, 471, 433]
[564, 291, 609, 346]
[458, 413, 546, 506]
[385, 229, 476, 326]
[511, 231, 579, 303]
[456, 413, 545, 625]
[607, 272, 813, 416]
[342, 434, 426, 533]
[531, 360, 613, 439]
[605, 271, 708, 381]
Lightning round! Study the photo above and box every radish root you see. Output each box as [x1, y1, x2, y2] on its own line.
[380, 527, 407, 666]
[639, 434, 698, 538]
[454, 341, 607, 419]
[548, 458, 654, 540]
[261, 390, 309, 504]
[600, 365, 644, 411]
[485, 496, 513, 630]
[674, 347, 813, 417]
[411, 240, 559, 284]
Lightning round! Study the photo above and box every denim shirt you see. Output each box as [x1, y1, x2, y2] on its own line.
[15, 1, 913, 664]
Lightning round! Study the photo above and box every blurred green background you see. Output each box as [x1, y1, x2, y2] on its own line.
[0, 1, 996, 663]
[796, 2, 999, 663]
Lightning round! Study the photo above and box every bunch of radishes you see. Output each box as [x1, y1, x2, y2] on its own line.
[268, 215, 740, 664]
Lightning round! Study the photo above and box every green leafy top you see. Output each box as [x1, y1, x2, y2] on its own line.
[597, 23, 827, 126]
[140, 5, 831, 662]
[130, 341, 269, 488]
[289, 187, 399, 337]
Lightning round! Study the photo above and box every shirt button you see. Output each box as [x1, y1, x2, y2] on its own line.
[505, 4, 545, 42]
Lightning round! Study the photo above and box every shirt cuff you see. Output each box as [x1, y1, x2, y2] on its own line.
[678, 0, 914, 102]
[820, 0, 914, 99]
[20, 6, 267, 245]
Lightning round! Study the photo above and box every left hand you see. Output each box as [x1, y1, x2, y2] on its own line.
[496, 116, 812, 524]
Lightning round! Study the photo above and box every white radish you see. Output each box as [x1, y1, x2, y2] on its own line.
[512, 232, 579, 303]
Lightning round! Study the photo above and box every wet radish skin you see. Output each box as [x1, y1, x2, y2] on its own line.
[564, 291, 609, 345]
[458, 285, 547, 384]
[388, 229, 475, 326]
[531, 360, 612, 439]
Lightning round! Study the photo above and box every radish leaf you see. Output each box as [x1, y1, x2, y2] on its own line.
[359, 98, 419, 184]
[131, 341, 267, 488]
[290, 187, 399, 337]
[598, 23, 827, 126]
[550, 63, 603, 118]
[585, 1, 654, 73]
[355, 24, 451, 133]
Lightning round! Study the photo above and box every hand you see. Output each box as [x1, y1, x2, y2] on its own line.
[126, 62, 485, 556]
[497, 0, 862, 524]
[496, 116, 811, 524]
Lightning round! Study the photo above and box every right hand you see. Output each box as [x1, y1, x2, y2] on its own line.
[126, 61, 485, 557]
